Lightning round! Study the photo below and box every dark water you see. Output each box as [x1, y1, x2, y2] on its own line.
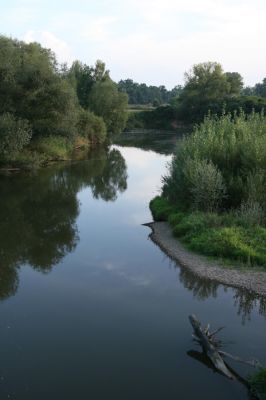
[0, 143, 265, 400]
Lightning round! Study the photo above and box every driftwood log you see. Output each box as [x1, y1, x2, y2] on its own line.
[189, 314, 235, 379]
[188, 314, 261, 380]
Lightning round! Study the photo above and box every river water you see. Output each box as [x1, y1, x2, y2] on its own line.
[0, 139, 265, 399]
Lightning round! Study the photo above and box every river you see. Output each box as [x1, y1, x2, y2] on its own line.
[0, 138, 265, 399]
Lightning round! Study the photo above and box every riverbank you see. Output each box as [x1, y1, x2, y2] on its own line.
[0, 135, 94, 171]
[146, 221, 266, 297]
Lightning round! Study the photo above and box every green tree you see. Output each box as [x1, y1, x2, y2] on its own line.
[0, 36, 79, 139]
[88, 79, 128, 134]
[77, 109, 106, 144]
[0, 113, 32, 159]
[176, 62, 245, 121]
[225, 72, 243, 96]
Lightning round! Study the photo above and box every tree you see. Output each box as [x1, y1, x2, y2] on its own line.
[88, 79, 128, 134]
[254, 78, 266, 98]
[225, 72, 243, 96]
[176, 62, 245, 122]
[0, 36, 79, 139]
[77, 109, 106, 144]
[0, 113, 32, 159]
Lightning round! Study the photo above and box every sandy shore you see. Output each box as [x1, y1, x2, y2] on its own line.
[145, 221, 266, 298]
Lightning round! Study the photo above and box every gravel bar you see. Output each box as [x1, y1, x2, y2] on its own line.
[145, 221, 266, 298]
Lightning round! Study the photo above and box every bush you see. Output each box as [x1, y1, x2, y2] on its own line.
[149, 196, 266, 267]
[168, 212, 185, 227]
[0, 113, 32, 159]
[149, 196, 177, 221]
[184, 158, 226, 211]
[188, 226, 266, 266]
[249, 368, 266, 400]
[31, 136, 73, 160]
[77, 109, 106, 144]
[163, 112, 266, 212]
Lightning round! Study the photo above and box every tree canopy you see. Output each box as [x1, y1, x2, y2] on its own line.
[118, 79, 181, 105]
[0, 35, 128, 163]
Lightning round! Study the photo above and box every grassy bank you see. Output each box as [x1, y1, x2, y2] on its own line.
[0, 135, 92, 170]
[150, 196, 266, 268]
[150, 112, 266, 269]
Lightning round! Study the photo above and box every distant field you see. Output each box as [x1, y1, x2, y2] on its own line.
[127, 104, 155, 112]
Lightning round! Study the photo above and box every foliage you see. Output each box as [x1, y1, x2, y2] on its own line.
[224, 72, 243, 95]
[163, 112, 266, 212]
[0, 113, 32, 158]
[154, 112, 266, 267]
[77, 109, 106, 144]
[30, 136, 73, 160]
[172, 62, 264, 123]
[0, 36, 78, 139]
[125, 105, 178, 130]
[0, 35, 129, 165]
[243, 78, 266, 98]
[88, 79, 128, 134]
[150, 197, 266, 267]
[249, 368, 266, 400]
[183, 158, 226, 212]
[65, 60, 110, 109]
[118, 78, 182, 105]
[149, 196, 177, 221]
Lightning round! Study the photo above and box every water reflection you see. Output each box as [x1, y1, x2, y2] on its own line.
[179, 266, 219, 300]
[158, 252, 266, 322]
[186, 351, 254, 399]
[0, 147, 127, 299]
[233, 289, 266, 324]
[114, 130, 184, 155]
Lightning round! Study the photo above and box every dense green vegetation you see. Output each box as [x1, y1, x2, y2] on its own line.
[243, 78, 266, 98]
[0, 35, 128, 168]
[249, 368, 266, 400]
[118, 79, 182, 106]
[125, 105, 180, 130]
[150, 112, 266, 268]
[176, 63, 266, 123]
[125, 62, 266, 130]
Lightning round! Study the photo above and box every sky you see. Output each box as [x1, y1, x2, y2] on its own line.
[1, 0, 266, 88]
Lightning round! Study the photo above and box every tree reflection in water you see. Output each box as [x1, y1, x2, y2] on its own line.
[168, 258, 266, 322]
[0, 147, 127, 299]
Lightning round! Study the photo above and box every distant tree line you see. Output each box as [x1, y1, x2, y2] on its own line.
[0, 35, 128, 164]
[118, 79, 182, 106]
[126, 62, 266, 129]
[243, 78, 266, 97]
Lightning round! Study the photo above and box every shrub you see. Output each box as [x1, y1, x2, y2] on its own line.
[163, 112, 266, 211]
[168, 212, 185, 227]
[0, 113, 32, 158]
[31, 136, 72, 160]
[149, 196, 176, 221]
[238, 201, 265, 226]
[77, 109, 107, 144]
[249, 368, 266, 400]
[184, 158, 226, 211]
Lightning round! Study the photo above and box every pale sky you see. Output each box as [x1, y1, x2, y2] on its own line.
[1, 0, 266, 88]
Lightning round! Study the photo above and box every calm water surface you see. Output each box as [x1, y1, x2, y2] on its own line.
[0, 141, 265, 399]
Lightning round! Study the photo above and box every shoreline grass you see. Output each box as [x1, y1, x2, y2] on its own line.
[0, 135, 92, 170]
[150, 196, 266, 268]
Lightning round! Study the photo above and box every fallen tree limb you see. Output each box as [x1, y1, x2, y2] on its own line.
[189, 314, 235, 379]
[189, 314, 262, 382]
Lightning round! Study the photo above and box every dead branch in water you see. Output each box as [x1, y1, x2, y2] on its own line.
[188, 314, 261, 380]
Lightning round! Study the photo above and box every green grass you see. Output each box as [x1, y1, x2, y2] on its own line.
[150, 196, 266, 268]
[249, 368, 266, 400]
[31, 136, 73, 160]
[0, 135, 93, 170]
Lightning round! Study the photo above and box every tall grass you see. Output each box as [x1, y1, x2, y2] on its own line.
[163, 112, 266, 221]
